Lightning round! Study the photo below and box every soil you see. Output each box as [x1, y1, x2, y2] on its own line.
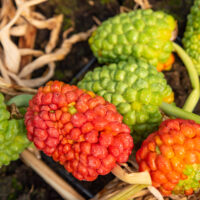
[0, 0, 199, 200]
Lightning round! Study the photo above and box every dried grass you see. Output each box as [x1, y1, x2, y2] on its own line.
[0, 0, 96, 88]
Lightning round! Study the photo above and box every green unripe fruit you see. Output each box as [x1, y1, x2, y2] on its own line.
[89, 9, 176, 67]
[0, 94, 30, 168]
[183, 0, 200, 74]
[78, 59, 174, 142]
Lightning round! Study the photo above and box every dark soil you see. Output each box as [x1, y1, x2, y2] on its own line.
[164, 56, 192, 108]
[0, 0, 199, 200]
[0, 160, 61, 200]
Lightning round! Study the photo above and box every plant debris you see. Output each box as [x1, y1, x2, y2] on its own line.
[0, 0, 96, 88]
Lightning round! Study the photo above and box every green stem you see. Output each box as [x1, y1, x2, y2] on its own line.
[108, 184, 147, 200]
[160, 102, 200, 123]
[7, 94, 33, 107]
[173, 42, 200, 112]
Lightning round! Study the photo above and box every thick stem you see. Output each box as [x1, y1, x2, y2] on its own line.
[21, 149, 85, 200]
[111, 164, 152, 185]
[173, 42, 200, 112]
[108, 184, 148, 200]
[160, 102, 200, 123]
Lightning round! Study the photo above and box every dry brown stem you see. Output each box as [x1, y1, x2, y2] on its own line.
[18, 24, 37, 70]
[0, 78, 37, 95]
[19, 49, 44, 57]
[120, 6, 132, 13]
[0, 28, 21, 73]
[62, 27, 74, 39]
[0, 0, 95, 88]
[0, 0, 16, 24]
[16, 62, 56, 87]
[45, 14, 63, 53]
[93, 16, 102, 25]
[0, 58, 11, 83]
[31, 11, 46, 20]
[27, 145, 41, 159]
[10, 25, 27, 36]
[111, 164, 152, 185]
[20, 149, 85, 200]
[134, 0, 151, 9]
[18, 26, 96, 79]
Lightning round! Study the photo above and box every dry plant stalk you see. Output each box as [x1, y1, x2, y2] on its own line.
[0, 0, 96, 88]
[111, 164, 151, 185]
[92, 16, 102, 25]
[134, 0, 152, 9]
[20, 149, 85, 200]
[18, 24, 37, 69]
[120, 6, 132, 13]
[0, 77, 37, 95]
[120, 0, 150, 14]
[93, 156, 200, 200]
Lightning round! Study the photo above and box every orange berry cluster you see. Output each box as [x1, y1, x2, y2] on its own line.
[136, 119, 200, 196]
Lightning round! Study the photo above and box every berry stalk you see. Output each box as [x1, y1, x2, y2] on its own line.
[172, 42, 200, 112]
[111, 164, 151, 185]
[160, 102, 200, 124]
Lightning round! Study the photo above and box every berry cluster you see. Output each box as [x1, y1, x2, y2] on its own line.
[136, 119, 200, 196]
[25, 81, 133, 181]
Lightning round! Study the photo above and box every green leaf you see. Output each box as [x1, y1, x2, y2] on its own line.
[7, 94, 33, 107]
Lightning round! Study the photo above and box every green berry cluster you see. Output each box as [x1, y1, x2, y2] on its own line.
[183, 0, 200, 74]
[89, 9, 176, 66]
[0, 94, 30, 167]
[78, 59, 173, 143]
[174, 164, 200, 194]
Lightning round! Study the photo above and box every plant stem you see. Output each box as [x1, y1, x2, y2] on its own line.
[21, 149, 84, 200]
[160, 102, 200, 123]
[111, 164, 152, 185]
[173, 42, 200, 112]
[108, 184, 147, 200]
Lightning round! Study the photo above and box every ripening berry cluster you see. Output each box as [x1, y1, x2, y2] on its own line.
[136, 119, 200, 196]
[25, 81, 133, 181]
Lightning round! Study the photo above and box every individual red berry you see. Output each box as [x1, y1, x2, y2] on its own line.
[81, 122, 94, 134]
[71, 113, 86, 127]
[80, 142, 91, 155]
[34, 129, 48, 141]
[99, 132, 113, 147]
[42, 93, 53, 105]
[63, 144, 71, 153]
[47, 128, 59, 138]
[65, 91, 78, 103]
[102, 154, 116, 169]
[88, 156, 101, 169]
[33, 115, 47, 129]
[93, 117, 108, 131]
[85, 130, 98, 143]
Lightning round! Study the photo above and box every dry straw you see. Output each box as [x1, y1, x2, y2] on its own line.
[0, 0, 96, 88]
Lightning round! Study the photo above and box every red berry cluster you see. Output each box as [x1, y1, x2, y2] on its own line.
[25, 81, 133, 181]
